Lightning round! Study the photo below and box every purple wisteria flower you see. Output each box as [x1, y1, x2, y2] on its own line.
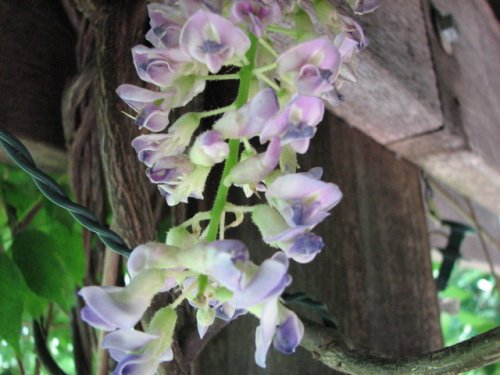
[154, 162, 211, 206]
[252, 204, 324, 263]
[261, 95, 324, 154]
[339, 15, 368, 53]
[116, 84, 175, 132]
[272, 309, 304, 354]
[131, 113, 200, 167]
[231, 0, 282, 37]
[225, 137, 281, 189]
[213, 88, 279, 139]
[251, 169, 342, 263]
[189, 130, 229, 167]
[145, 3, 186, 48]
[230, 251, 291, 309]
[266, 168, 342, 228]
[277, 38, 341, 101]
[147, 155, 195, 185]
[125, 240, 291, 312]
[180, 9, 250, 73]
[103, 307, 177, 375]
[103, 330, 173, 375]
[333, 16, 368, 84]
[254, 299, 304, 368]
[79, 269, 167, 331]
[132, 45, 198, 87]
[132, 134, 173, 167]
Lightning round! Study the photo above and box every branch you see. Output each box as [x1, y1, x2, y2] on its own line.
[33, 320, 67, 375]
[301, 321, 500, 375]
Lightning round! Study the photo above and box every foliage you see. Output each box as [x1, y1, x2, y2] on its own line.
[0, 163, 83, 374]
[435, 262, 500, 375]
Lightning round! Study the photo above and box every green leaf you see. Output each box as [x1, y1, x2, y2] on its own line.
[49, 222, 85, 285]
[24, 290, 49, 319]
[12, 230, 75, 310]
[43, 197, 76, 230]
[0, 253, 25, 353]
[440, 285, 471, 302]
[0, 189, 13, 250]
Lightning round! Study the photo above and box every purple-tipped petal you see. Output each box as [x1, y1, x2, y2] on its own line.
[215, 303, 247, 321]
[340, 16, 368, 50]
[232, 252, 291, 308]
[266, 171, 342, 228]
[113, 354, 159, 375]
[147, 156, 195, 184]
[79, 270, 166, 331]
[231, 0, 282, 37]
[103, 330, 159, 362]
[132, 114, 199, 167]
[288, 232, 324, 263]
[261, 95, 324, 154]
[80, 306, 117, 331]
[132, 45, 194, 87]
[273, 310, 304, 354]
[145, 3, 186, 48]
[254, 299, 279, 368]
[116, 85, 174, 131]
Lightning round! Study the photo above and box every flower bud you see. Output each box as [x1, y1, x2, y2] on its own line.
[189, 130, 229, 167]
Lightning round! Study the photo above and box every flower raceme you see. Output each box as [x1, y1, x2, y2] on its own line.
[79, 1, 375, 373]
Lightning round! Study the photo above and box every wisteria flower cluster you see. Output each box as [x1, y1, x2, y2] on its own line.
[79, 0, 379, 373]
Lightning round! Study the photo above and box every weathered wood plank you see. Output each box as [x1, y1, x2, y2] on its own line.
[328, 0, 442, 144]
[390, 0, 500, 214]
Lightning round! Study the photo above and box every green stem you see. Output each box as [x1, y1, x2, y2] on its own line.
[254, 62, 277, 74]
[254, 72, 281, 91]
[199, 73, 240, 81]
[198, 104, 236, 119]
[206, 34, 258, 242]
[258, 38, 279, 58]
[180, 211, 211, 228]
[195, 35, 258, 296]
[267, 25, 298, 37]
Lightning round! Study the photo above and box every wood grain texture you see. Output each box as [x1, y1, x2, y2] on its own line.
[390, 0, 500, 214]
[92, 0, 156, 247]
[328, 0, 442, 144]
[197, 114, 442, 374]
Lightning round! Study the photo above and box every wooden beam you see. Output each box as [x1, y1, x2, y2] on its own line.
[328, 0, 442, 144]
[390, 0, 500, 214]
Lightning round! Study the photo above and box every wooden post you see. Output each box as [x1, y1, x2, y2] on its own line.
[197, 114, 443, 373]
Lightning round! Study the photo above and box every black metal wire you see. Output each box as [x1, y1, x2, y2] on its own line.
[0, 127, 131, 256]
